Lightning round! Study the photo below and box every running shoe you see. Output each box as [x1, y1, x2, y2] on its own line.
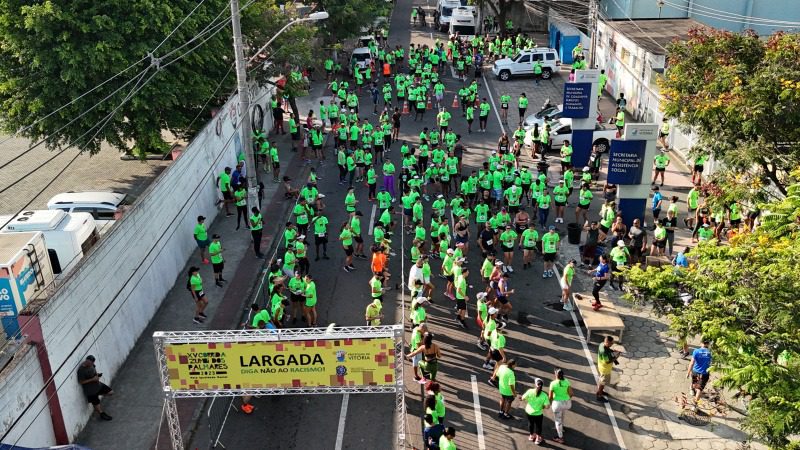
[193, 317, 203, 324]
[507, 265, 514, 273]
[343, 266, 352, 272]
[482, 363, 492, 370]
[487, 378, 497, 387]
[477, 342, 488, 351]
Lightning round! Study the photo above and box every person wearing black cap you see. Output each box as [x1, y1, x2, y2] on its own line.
[77, 355, 113, 421]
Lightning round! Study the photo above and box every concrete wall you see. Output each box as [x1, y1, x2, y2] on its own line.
[0, 85, 274, 444]
[0, 346, 56, 447]
[602, 0, 689, 20]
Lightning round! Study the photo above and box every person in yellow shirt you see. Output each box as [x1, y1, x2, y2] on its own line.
[365, 298, 383, 326]
[596, 336, 620, 402]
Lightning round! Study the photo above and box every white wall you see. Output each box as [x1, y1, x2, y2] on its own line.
[0, 85, 274, 444]
[0, 346, 56, 447]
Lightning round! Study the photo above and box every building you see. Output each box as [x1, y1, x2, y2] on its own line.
[601, 0, 800, 36]
[594, 17, 712, 166]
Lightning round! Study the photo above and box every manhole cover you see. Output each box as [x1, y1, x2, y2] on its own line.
[679, 408, 711, 426]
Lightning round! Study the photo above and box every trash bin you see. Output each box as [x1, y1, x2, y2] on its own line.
[567, 222, 581, 245]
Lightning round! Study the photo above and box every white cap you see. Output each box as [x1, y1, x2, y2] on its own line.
[488, 307, 499, 315]
[456, 257, 466, 263]
[617, 240, 625, 247]
[437, 194, 444, 198]
[495, 261, 504, 266]
[446, 248, 455, 254]
[298, 235, 306, 240]
[583, 166, 590, 171]
[476, 292, 488, 300]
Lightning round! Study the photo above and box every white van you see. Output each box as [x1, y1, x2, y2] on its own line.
[491, 48, 561, 81]
[437, 0, 462, 32]
[47, 191, 128, 230]
[448, 10, 476, 39]
[1, 210, 99, 275]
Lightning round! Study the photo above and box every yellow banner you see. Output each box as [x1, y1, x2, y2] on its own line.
[164, 337, 397, 391]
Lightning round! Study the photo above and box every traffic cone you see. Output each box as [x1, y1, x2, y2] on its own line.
[451, 94, 459, 109]
[426, 97, 432, 110]
[402, 100, 410, 115]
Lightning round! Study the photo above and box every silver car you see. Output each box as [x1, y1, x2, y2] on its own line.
[523, 104, 563, 130]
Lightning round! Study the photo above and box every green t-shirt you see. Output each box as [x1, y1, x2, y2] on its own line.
[208, 241, 223, 264]
[523, 389, 550, 416]
[340, 229, 353, 246]
[579, 189, 593, 206]
[550, 379, 572, 402]
[542, 232, 559, 254]
[251, 309, 271, 328]
[294, 204, 310, 224]
[497, 365, 516, 396]
[563, 265, 575, 286]
[194, 223, 208, 241]
[521, 228, 539, 248]
[654, 154, 670, 169]
[304, 281, 317, 307]
[190, 273, 203, 292]
[250, 214, 263, 231]
[313, 216, 328, 236]
[219, 172, 231, 191]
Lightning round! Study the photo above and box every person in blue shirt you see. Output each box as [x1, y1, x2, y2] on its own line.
[588, 254, 610, 310]
[687, 339, 712, 403]
[672, 247, 690, 268]
[651, 186, 664, 226]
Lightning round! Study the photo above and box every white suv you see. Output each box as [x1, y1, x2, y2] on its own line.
[492, 48, 560, 81]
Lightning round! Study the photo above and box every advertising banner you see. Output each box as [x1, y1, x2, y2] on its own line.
[562, 82, 592, 118]
[608, 139, 647, 185]
[164, 337, 396, 391]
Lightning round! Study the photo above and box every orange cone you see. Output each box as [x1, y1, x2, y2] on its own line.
[426, 97, 433, 110]
[452, 94, 459, 109]
[402, 100, 410, 115]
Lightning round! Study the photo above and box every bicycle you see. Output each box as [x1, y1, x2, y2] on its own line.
[675, 387, 728, 426]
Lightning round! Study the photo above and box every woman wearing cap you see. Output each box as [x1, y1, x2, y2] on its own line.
[522, 378, 550, 444]
[549, 369, 574, 444]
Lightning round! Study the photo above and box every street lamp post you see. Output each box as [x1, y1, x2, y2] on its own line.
[229, 2, 329, 210]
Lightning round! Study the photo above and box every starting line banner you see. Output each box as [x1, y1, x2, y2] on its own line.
[164, 338, 396, 390]
[153, 325, 403, 396]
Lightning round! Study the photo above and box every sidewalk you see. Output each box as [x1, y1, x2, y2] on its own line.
[554, 151, 763, 450]
[75, 91, 323, 450]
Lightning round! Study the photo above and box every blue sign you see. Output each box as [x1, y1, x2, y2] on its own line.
[562, 82, 592, 118]
[0, 278, 20, 339]
[607, 139, 647, 185]
[571, 129, 595, 168]
[617, 197, 647, 228]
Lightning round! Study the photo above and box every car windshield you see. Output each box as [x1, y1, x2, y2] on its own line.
[353, 53, 370, 62]
[452, 25, 474, 35]
[442, 7, 453, 16]
[534, 106, 558, 119]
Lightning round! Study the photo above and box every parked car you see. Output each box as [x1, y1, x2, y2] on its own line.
[523, 104, 564, 130]
[491, 48, 560, 81]
[348, 47, 373, 76]
[46, 191, 128, 230]
[524, 118, 616, 153]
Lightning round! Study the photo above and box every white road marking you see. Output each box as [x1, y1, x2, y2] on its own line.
[481, 72, 506, 135]
[470, 375, 487, 450]
[368, 203, 377, 235]
[552, 265, 628, 450]
[334, 393, 350, 450]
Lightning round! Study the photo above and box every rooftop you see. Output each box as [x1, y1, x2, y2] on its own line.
[604, 18, 706, 55]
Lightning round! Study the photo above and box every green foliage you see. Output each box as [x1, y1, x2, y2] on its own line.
[0, 0, 245, 154]
[624, 177, 800, 449]
[316, 0, 390, 42]
[659, 29, 800, 196]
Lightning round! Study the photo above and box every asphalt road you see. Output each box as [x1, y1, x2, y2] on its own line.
[194, 1, 626, 449]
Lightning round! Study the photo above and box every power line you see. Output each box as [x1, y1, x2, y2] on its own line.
[660, 0, 800, 28]
[0, 0, 214, 149]
[0, 92, 261, 448]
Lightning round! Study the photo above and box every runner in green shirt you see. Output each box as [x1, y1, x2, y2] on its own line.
[520, 224, 539, 269]
[193, 216, 210, 263]
[549, 369, 574, 443]
[541, 227, 560, 278]
[499, 93, 511, 123]
[208, 234, 224, 287]
[188, 267, 207, 323]
[522, 378, 550, 444]
[560, 259, 576, 311]
[496, 360, 518, 419]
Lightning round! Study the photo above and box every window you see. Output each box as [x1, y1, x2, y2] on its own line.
[556, 126, 572, 135]
[545, 53, 555, 61]
[95, 210, 116, 220]
[517, 54, 530, 63]
[621, 48, 631, 65]
[530, 54, 543, 61]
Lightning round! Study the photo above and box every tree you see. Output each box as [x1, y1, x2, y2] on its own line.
[244, 1, 317, 121]
[0, 0, 256, 156]
[624, 174, 800, 449]
[659, 29, 800, 197]
[315, 0, 389, 44]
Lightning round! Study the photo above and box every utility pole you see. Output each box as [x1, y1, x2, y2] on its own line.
[588, 0, 599, 68]
[230, 0, 259, 209]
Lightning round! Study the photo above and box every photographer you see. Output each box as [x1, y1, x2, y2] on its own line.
[596, 336, 620, 402]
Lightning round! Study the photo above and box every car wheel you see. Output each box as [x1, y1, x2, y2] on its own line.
[541, 69, 552, 80]
[499, 70, 510, 81]
[594, 140, 609, 153]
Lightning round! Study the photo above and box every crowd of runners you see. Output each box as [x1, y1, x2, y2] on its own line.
[178, 10, 759, 446]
